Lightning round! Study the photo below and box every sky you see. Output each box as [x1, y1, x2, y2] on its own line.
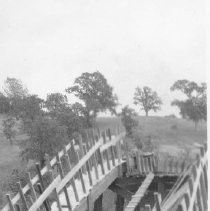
[0, 0, 206, 116]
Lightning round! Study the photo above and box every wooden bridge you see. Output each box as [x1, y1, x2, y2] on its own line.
[1, 128, 207, 211]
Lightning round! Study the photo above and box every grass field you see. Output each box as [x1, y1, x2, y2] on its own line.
[0, 115, 207, 208]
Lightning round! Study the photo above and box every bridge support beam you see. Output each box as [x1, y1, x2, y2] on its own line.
[115, 194, 125, 211]
[93, 194, 103, 211]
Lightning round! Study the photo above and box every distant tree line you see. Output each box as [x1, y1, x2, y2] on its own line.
[0, 72, 118, 166]
[0, 74, 207, 165]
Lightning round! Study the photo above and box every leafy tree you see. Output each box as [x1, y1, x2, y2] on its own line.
[21, 95, 44, 121]
[45, 93, 69, 117]
[134, 86, 162, 116]
[119, 106, 138, 136]
[66, 71, 118, 127]
[170, 80, 207, 130]
[0, 92, 10, 114]
[20, 117, 68, 167]
[3, 77, 28, 99]
[3, 116, 16, 145]
[3, 78, 29, 119]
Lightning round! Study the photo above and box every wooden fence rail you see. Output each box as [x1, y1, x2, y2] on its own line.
[125, 151, 187, 176]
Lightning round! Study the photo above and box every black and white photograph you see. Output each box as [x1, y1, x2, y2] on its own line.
[0, 1, 207, 211]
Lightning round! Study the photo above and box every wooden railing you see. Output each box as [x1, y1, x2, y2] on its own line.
[125, 151, 187, 176]
[135, 144, 207, 211]
[2, 128, 126, 211]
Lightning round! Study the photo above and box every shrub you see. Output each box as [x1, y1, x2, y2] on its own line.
[119, 106, 138, 136]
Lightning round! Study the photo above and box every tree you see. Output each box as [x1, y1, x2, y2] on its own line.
[66, 71, 118, 127]
[134, 86, 162, 116]
[21, 95, 44, 121]
[3, 78, 29, 119]
[119, 106, 138, 136]
[45, 93, 69, 117]
[3, 116, 16, 145]
[20, 117, 68, 167]
[3, 77, 28, 99]
[170, 80, 207, 130]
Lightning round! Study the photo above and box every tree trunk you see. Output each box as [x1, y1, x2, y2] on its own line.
[145, 111, 148, 117]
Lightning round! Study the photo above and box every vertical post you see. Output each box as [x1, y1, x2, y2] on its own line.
[148, 156, 152, 172]
[115, 194, 124, 211]
[154, 192, 162, 211]
[184, 193, 190, 210]
[116, 142, 121, 164]
[140, 156, 145, 174]
[97, 148, 105, 175]
[17, 182, 29, 210]
[136, 151, 141, 174]
[56, 161, 72, 211]
[26, 172, 37, 202]
[6, 194, 15, 211]
[93, 194, 103, 211]
[196, 186, 203, 211]
[97, 128, 101, 138]
[110, 146, 116, 167]
[200, 172, 207, 210]
[37, 183, 50, 211]
[36, 163, 45, 189]
[86, 161, 93, 186]
[79, 168, 86, 194]
[53, 188, 62, 211]
[45, 154, 52, 172]
[107, 128, 112, 140]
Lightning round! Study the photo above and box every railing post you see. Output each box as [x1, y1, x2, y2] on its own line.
[17, 182, 29, 210]
[6, 194, 15, 211]
[154, 192, 162, 211]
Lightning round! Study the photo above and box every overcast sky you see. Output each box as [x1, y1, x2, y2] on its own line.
[0, 0, 206, 116]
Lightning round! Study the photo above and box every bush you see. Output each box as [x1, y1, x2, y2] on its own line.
[119, 106, 138, 136]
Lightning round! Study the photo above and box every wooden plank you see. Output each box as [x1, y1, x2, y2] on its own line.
[57, 139, 102, 192]
[124, 173, 154, 211]
[28, 176, 61, 211]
